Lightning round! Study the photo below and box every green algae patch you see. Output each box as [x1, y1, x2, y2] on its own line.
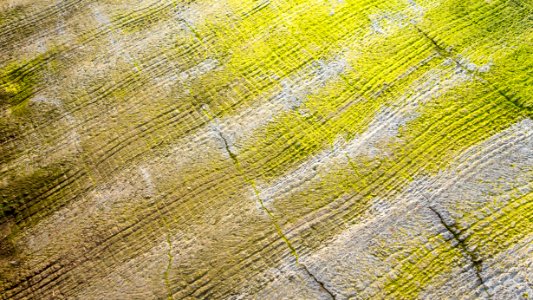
[460, 189, 533, 260]
[0, 5, 25, 27]
[267, 72, 527, 261]
[0, 52, 59, 115]
[418, 0, 533, 110]
[392, 86, 522, 174]
[0, 63, 37, 111]
[236, 28, 438, 182]
[381, 190, 533, 299]
[173, 0, 424, 125]
[382, 235, 464, 299]
[0, 162, 70, 221]
[0, 115, 22, 145]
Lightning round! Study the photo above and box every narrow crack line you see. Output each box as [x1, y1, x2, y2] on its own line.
[428, 206, 491, 299]
[244, 164, 337, 300]
[199, 105, 239, 166]
[164, 231, 174, 300]
[216, 130, 239, 166]
[200, 107, 337, 299]
[199, 107, 298, 256]
[155, 204, 174, 300]
[413, 25, 531, 115]
[250, 179, 336, 299]
[301, 264, 337, 300]
[249, 181, 300, 259]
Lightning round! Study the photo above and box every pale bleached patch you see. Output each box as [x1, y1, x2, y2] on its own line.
[481, 236, 533, 299]
[244, 262, 328, 300]
[178, 58, 219, 82]
[31, 95, 75, 124]
[454, 56, 493, 73]
[327, 0, 346, 16]
[209, 56, 349, 154]
[369, 10, 412, 35]
[139, 166, 156, 198]
[91, 5, 139, 69]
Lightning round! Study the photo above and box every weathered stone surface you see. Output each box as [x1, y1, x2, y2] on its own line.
[0, 0, 531, 299]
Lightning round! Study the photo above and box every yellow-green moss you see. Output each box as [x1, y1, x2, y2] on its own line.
[0, 51, 59, 114]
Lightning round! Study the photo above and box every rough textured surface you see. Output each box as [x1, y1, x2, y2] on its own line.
[0, 0, 532, 299]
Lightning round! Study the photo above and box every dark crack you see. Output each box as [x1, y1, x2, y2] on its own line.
[164, 232, 174, 300]
[206, 113, 337, 300]
[199, 105, 239, 165]
[428, 206, 491, 299]
[301, 264, 336, 300]
[216, 129, 239, 165]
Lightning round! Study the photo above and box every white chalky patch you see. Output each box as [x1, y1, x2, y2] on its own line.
[179, 58, 219, 81]
[91, 5, 138, 69]
[215, 57, 349, 154]
[139, 166, 156, 198]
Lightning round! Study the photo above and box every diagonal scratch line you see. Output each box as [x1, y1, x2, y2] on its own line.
[200, 106, 336, 299]
[301, 264, 337, 300]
